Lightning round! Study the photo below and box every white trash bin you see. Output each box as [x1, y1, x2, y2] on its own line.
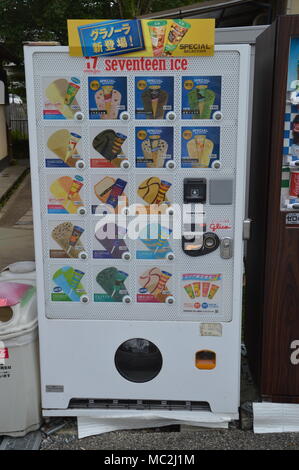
[0, 262, 41, 437]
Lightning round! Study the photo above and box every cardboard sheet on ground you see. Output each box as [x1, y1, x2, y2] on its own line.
[77, 411, 230, 438]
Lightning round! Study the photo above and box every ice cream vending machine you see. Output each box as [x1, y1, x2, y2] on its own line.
[24, 19, 250, 421]
[246, 15, 299, 402]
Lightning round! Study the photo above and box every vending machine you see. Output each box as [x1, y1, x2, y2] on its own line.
[24, 19, 250, 421]
[246, 15, 299, 403]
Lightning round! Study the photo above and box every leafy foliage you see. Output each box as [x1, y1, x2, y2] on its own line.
[0, 0, 199, 59]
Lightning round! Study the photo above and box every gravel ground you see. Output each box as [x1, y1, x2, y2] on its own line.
[40, 421, 299, 450]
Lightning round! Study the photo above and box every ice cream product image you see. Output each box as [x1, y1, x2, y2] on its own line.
[138, 267, 172, 303]
[88, 77, 127, 120]
[50, 222, 85, 258]
[181, 127, 220, 168]
[184, 284, 195, 299]
[137, 223, 172, 259]
[163, 19, 191, 56]
[192, 282, 201, 297]
[51, 266, 86, 302]
[182, 76, 221, 120]
[208, 284, 219, 300]
[65, 132, 82, 163]
[135, 77, 174, 120]
[136, 127, 173, 168]
[94, 223, 128, 259]
[95, 267, 129, 302]
[43, 77, 81, 120]
[202, 282, 210, 297]
[148, 20, 167, 57]
[46, 129, 82, 167]
[64, 77, 81, 105]
[137, 176, 172, 213]
[48, 175, 84, 214]
[92, 176, 128, 214]
[91, 129, 127, 168]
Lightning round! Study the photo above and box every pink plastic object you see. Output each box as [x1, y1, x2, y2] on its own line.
[0, 282, 31, 307]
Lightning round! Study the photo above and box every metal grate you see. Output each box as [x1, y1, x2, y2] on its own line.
[68, 398, 211, 411]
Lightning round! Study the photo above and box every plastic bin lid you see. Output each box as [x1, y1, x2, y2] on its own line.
[0, 282, 33, 307]
[1, 261, 36, 274]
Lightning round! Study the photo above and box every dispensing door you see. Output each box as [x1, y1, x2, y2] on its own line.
[24, 44, 250, 414]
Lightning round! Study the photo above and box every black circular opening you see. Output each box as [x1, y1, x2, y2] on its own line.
[115, 338, 163, 383]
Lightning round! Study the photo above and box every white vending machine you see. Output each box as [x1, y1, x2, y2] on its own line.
[24, 24, 250, 423]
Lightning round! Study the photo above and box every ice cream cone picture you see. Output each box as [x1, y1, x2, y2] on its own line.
[49, 176, 84, 214]
[187, 87, 216, 119]
[200, 139, 214, 167]
[182, 126, 220, 168]
[95, 89, 106, 115]
[45, 78, 80, 119]
[95, 87, 122, 119]
[140, 138, 168, 168]
[103, 85, 113, 114]
[47, 130, 81, 167]
[187, 136, 214, 167]
[89, 77, 127, 120]
[140, 87, 169, 120]
[148, 20, 167, 57]
[149, 86, 160, 118]
[163, 19, 191, 56]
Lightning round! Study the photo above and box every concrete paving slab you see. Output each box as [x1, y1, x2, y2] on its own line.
[0, 160, 29, 202]
[0, 227, 34, 270]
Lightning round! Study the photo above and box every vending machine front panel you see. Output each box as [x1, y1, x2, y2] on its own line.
[25, 44, 250, 416]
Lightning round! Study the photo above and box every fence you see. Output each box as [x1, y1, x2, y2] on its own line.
[8, 102, 28, 137]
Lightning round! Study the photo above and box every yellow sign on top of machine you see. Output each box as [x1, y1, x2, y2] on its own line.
[67, 18, 215, 57]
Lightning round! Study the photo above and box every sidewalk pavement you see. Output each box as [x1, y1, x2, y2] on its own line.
[0, 170, 34, 270]
[0, 159, 29, 203]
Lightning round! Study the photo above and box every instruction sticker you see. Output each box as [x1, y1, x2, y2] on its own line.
[182, 273, 222, 314]
[135, 76, 174, 119]
[182, 76, 221, 119]
[136, 127, 173, 168]
[181, 127, 220, 168]
[42, 76, 81, 120]
[88, 77, 127, 120]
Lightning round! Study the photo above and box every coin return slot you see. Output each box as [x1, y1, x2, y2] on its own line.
[195, 350, 216, 370]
